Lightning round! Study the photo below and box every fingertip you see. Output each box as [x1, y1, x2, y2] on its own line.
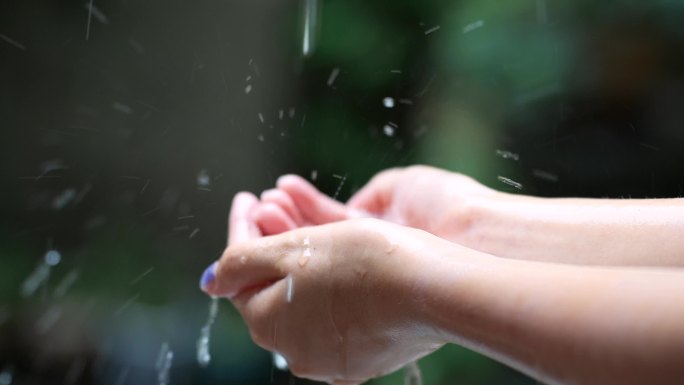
[260, 188, 305, 225]
[234, 191, 259, 205]
[199, 261, 218, 293]
[255, 203, 297, 235]
[276, 174, 349, 224]
[276, 174, 308, 190]
[260, 188, 282, 202]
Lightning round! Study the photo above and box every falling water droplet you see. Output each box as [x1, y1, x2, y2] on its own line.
[0, 366, 13, 385]
[156, 343, 173, 385]
[197, 169, 211, 188]
[273, 353, 288, 371]
[45, 250, 61, 266]
[383, 97, 395, 109]
[197, 297, 219, 367]
[383, 124, 396, 137]
[302, 0, 319, 57]
[497, 176, 523, 190]
[495, 150, 520, 161]
[404, 361, 422, 385]
[327, 67, 340, 87]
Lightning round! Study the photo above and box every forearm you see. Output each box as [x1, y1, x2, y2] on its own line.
[449, 194, 684, 266]
[417, 244, 684, 385]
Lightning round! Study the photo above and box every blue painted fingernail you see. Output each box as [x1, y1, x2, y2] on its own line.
[200, 262, 218, 290]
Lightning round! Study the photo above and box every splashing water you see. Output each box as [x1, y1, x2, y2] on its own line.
[404, 361, 423, 385]
[273, 353, 288, 371]
[155, 343, 173, 385]
[302, 0, 319, 57]
[0, 366, 13, 385]
[327, 68, 340, 87]
[21, 249, 61, 298]
[495, 150, 520, 161]
[463, 20, 485, 34]
[383, 123, 397, 137]
[196, 297, 219, 367]
[383, 97, 395, 109]
[332, 174, 347, 200]
[497, 176, 523, 190]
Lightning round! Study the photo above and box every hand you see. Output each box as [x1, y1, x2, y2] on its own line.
[255, 166, 500, 242]
[201, 218, 445, 384]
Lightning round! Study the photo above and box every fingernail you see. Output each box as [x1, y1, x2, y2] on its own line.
[199, 262, 218, 290]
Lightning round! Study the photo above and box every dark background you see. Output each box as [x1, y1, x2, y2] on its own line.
[2, 0, 684, 384]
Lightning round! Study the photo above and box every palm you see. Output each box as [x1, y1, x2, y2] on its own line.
[254, 167, 496, 241]
[348, 167, 495, 238]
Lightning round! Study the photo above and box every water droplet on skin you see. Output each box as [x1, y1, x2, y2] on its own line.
[299, 239, 312, 266]
[240, 256, 247, 264]
[286, 275, 294, 303]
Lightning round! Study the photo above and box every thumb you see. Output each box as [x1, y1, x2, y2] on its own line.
[202, 236, 287, 299]
[347, 168, 402, 215]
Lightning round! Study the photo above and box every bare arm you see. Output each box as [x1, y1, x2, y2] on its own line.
[422, 240, 684, 385]
[202, 217, 684, 384]
[459, 194, 684, 266]
[261, 166, 684, 267]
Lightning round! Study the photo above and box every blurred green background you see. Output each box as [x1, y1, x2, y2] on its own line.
[2, 0, 684, 384]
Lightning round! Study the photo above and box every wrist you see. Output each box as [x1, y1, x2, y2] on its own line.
[403, 231, 505, 345]
[441, 190, 529, 253]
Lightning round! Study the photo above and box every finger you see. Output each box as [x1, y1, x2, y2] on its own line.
[232, 275, 290, 350]
[204, 235, 289, 299]
[201, 192, 262, 292]
[261, 188, 305, 226]
[346, 168, 402, 214]
[277, 174, 350, 225]
[228, 192, 262, 246]
[255, 202, 298, 235]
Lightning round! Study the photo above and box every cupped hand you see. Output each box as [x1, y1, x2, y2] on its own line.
[255, 166, 500, 242]
[202, 218, 445, 384]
